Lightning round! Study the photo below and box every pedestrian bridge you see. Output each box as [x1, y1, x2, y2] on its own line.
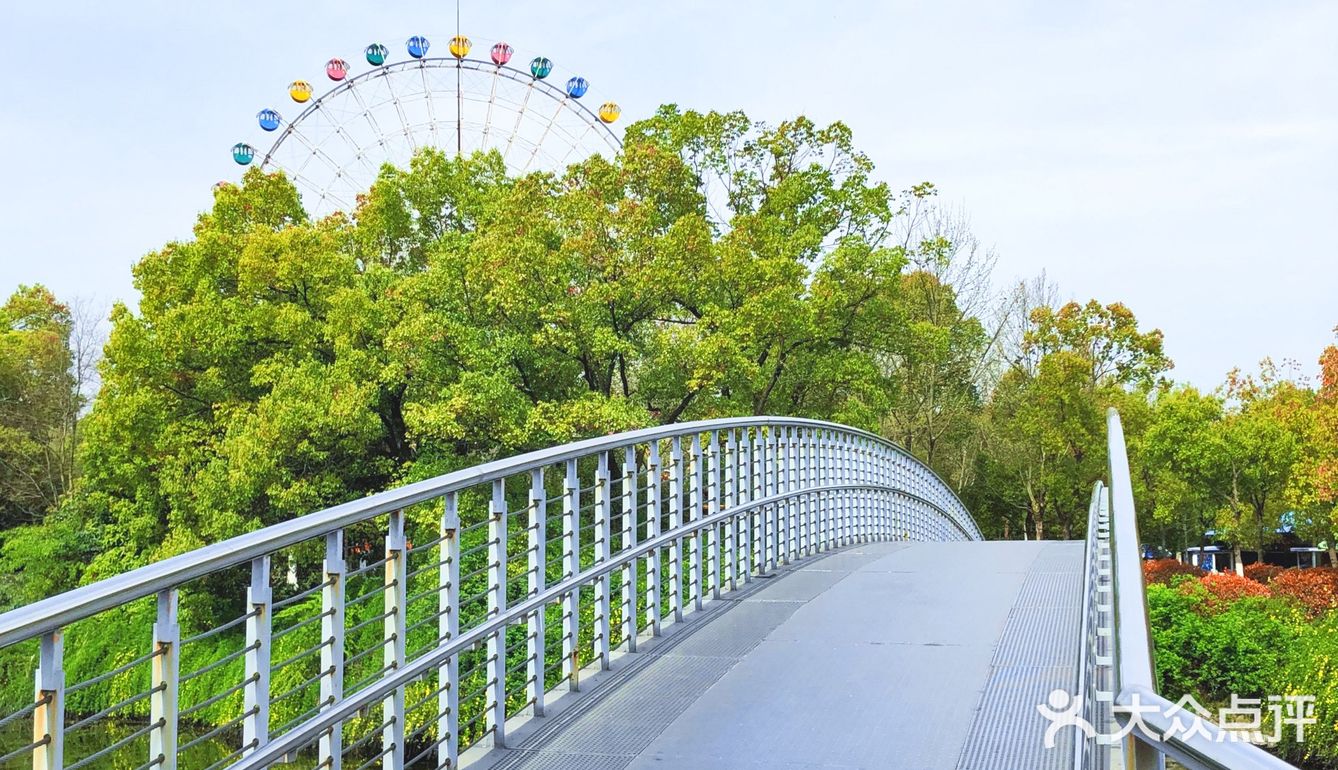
[479, 539, 1083, 770]
[0, 412, 1294, 770]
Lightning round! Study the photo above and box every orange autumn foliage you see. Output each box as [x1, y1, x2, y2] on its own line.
[1269, 568, 1338, 618]
[1244, 563, 1284, 584]
[1142, 558, 1199, 585]
[1185, 571, 1270, 609]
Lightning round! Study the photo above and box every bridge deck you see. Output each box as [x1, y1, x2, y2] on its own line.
[471, 540, 1083, 770]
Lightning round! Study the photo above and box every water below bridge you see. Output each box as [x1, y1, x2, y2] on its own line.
[466, 539, 1084, 770]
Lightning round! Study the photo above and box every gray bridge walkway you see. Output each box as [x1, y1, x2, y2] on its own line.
[472, 540, 1083, 770]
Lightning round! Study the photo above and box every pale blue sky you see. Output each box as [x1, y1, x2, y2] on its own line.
[0, 0, 1333, 387]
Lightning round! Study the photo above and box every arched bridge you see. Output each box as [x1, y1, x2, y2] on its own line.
[0, 414, 1295, 770]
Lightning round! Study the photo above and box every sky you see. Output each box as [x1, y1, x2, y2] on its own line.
[0, 0, 1333, 388]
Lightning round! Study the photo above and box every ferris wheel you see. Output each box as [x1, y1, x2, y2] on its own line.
[230, 35, 623, 216]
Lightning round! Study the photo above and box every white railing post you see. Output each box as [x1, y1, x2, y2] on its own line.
[706, 431, 721, 599]
[594, 453, 612, 668]
[689, 434, 703, 610]
[794, 426, 804, 560]
[486, 481, 507, 748]
[760, 428, 773, 571]
[813, 431, 824, 551]
[669, 437, 684, 623]
[527, 468, 546, 717]
[645, 442, 662, 636]
[562, 460, 580, 690]
[769, 428, 781, 566]
[750, 429, 763, 571]
[150, 588, 180, 770]
[808, 429, 819, 553]
[243, 556, 271, 756]
[781, 426, 794, 563]
[384, 510, 407, 769]
[856, 438, 867, 541]
[841, 434, 854, 545]
[723, 430, 737, 591]
[319, 531, 345, 770]
[32, 630, 63, 770]
[439, 493, 460, 769]
[620, 446, 639, 652]
[743, 428, 754, 578]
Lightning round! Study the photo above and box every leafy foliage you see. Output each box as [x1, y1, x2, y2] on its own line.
[1142, 557, 1200, 586]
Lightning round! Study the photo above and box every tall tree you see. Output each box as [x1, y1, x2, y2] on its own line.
[72, 107, 928, 585]
[974, 300, 1170, 539]
[0, 285, 82, 526]
[882, 185, 996, 487]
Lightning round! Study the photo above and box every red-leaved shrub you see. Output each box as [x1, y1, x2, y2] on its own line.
[1244, 563, 1285, 584]
[1186, 571, 1271, 609]
[1269, 568, 1338, 618]
[1143, 558, 1199, 585]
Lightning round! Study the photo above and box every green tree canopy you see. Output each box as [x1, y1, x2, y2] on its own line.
[71, 106, 928, 581]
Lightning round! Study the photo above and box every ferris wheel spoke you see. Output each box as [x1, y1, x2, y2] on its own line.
[557, 122, 600, 168]
[345, 77, 389, 156]
[502, 82, 536, 164]
[522, 98, 570, 173]
[381, 64, 418, 154]
[267, 159, 345, 212]
[244, 54, 622, 217]
[419, 61, 439, 150]
[269, 120, 352, 188]
[314, 102, 380, 179]
[481, 67, 501, 148]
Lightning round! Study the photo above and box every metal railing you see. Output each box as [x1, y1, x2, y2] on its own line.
[1076, 409, 1299, 770]
[0, 416, 980, 770]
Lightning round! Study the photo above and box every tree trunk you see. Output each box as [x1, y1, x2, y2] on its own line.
[1327, 543, 1337, 569]
[1232, 543, 1244, 576]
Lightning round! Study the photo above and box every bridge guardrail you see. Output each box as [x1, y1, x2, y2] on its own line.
[1076, 409, 1299, 770]
[0, 416, 980, 770]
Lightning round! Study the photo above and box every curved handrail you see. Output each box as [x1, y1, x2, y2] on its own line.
[0, 415, 980, 770]
[226, 481, 927, 770]
[1083, 409, 1299, 770]
[0, 416, 976, 648]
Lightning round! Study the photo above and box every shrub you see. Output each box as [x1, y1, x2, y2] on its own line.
[1244, 563, 1284, 584]
[1143, 558, 1199, 585]
[1149, 582, 1302, 702]
[1191, 571, 1271, 610]
[1270, 568, 1338, 618]
[1276, 613, 1338, 765]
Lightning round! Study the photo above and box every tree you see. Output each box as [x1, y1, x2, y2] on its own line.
[71, 107, 928, 592]
[973, 299, 1170, 539]
[1213, 365, 1300, 573]
[881, 186, 997, 488]
[1142, 386, 1227, 554]
[1142, 366, 1301, 574]
[0, 285, 82, 527]
[1285, 335, 1338, 565]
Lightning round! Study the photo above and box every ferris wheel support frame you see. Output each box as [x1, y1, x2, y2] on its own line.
[259, 56, 621, 173]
